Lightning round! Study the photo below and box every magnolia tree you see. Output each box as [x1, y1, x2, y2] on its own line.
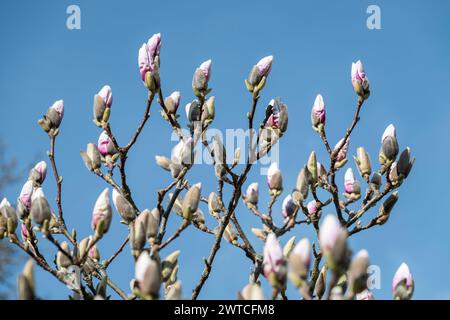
[1, 33, 415, 300]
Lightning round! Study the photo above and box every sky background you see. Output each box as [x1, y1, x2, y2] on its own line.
[0, 0, 449, 300]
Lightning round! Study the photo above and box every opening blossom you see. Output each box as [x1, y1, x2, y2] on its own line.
[247, 55, 273, 88]
[29, 161, 47, 185]
[351, 60, 370, 99]
[97, 131, 117, 157]
[138, 33, 161, 80]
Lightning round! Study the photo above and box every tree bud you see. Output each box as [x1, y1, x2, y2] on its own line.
[343, 168, 361, 201]
[38, 100, 64, 133]
[267, 162, 283, 195]
[91, 188, 112, 234]
[315, 265, 327, 300]
[319, 215, 350, 273]
[161, 250, 180, 282]
[0, 198, 18, 233]
[292, 167, 309, 203]
[376, 191, 398, 225]
[29, 191, 52, 226]
[17, 260, 35, 300]
[165, 91, 181, 114]
[281, 194, 297, 221]
[135, 251, 161, 299]
[56, 241, 72, 269]
[351, 60, 370, 100]
[392, 263, 414, 300]
[244, 183, 259, 208]
[112, 189, 137, 223]
[288, 238, 311, 288]
[80, 143, 102, 171]
[263, 233, 287, 290]
[354, 147, 372, 181]
[397, 147, 414, 179]
[311, 94, 326, 132]
[192, 59, 212, 95]
[138, 33, 161, 92]
[379, 124, 399, 171]
[307, 151, 318, 186]
[182, 183, 201, 221]
[208, 192, 221, 217]
[347, 249, 370, 294]
[333, 138, 349, 169]
[28, 161, 47, 185]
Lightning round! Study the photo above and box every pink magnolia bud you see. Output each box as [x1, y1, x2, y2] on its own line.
[192, 59, 212, 93]
[267, 162, 283, 193]
[319, 214, 342, 253]
[356, 289, 374, 300]
[392, 262, 414, 298]
[138, 33, 162, 80]
[256, 56, 273, 78]
[344, 168, 356, 193]
[98, 85, 113, 109]
[263, 234, 286, 283]
[245, 182, 259, 206]
[351, 60, 370, 99]
[97, 131, 117, 157]
[265, 98, 288, 133]
[334, 138, 349, 162]
[306, 200, 317, 216]
[281, 194, 297, 220]
[19, 181, 34, 210]
[165, 91, 181, 114]
[91, 188, 112, 234]
[292, 238, 311, 270]
[135, 251, 161, 297]
[199, 59, 212, 81]
[51, 100, 64, 123]
[30, 161, 47, 185]
[311, 94, 326, 130]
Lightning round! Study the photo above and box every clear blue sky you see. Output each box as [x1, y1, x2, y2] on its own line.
[1, 0, 449, 299]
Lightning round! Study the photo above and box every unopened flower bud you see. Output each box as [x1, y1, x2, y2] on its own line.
[155, 155, 172, 172]
[370, 172, 382, 191]
[91, 188, 112, 235]
[29, 192, 52, 226]
[392, 263, 414, 300]
[379, 124, 399, 171]
[348, 249, 370, 294]
[315, 265, 327, 300]
[28, 161, 47, 185]
[208, 192, 221, 217]
[377, 191, 398, 225]
[0, 198, 18, 233]
[283, 236, 296, 257]
[333, 138, 349, 169]
[185, 100, 201, 124]
[307, 151, 318, 186]
[18, 260, 35, 300]
[292, 167, 309, 203]
[182, 183, 201, 221]
[112, 189, 137, 223]
[311, 94, 326, 132]
[93, 85, 113, 125]
[281, 194, 297, 221]
[351, 60, 370, 100]
[343, 168, 361, 200]
[135, 251, 161, 298]
[356, 289, 374, 300]
[18, 180, 33, 216]
[192, 59, 212, 95]
[97, 131, 117, 158]
[288, 238, 311, 288]
[397, 147, 414, 179]
[224, 223, 238, 245]
[165, 91, 181, 114]
[251, 228, 267, 241]
[80, 143, 102, 171]
[245, 183, 259, 208]
[265, 98, 288, 134]
[240, 283, 265, 300]
[56, 241, 72, 269]
[388, 162, 401, 186]
[38, 100, 64, 133]
[201, 96, 216, 125]
[138, 33, 161, 92]
[246, 55, 273, 92]
[319, 215, 350, 273]
[263, 234, 287, 289]
[141, 208, 159, 239]
[354, 147, 372, 181]
[161, 250, 180, 282]
[307, 200, 318, 217]
[165, 281, 182, 300]
[171, 137, 193, 167]
[267, 162, 283, 195]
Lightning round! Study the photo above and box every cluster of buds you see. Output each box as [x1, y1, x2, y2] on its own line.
[38, 100, 64, 136]
[245, 55, 273, 95]
[93, 85, 113, 127]
[351, 60, 370, 100]
[17, 161, 48, 221]
[91, 188, 113, 236]
[192, 59, 212, 98]
[138, 33, 161, 92]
